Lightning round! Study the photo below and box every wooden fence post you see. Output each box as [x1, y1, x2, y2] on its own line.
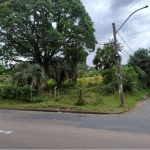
[54, 86, 57, 101]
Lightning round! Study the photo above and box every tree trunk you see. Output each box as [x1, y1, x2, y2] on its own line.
[72, 63, 77, 83]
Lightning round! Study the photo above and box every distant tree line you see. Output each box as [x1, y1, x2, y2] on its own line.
[93, 45, 150, 93]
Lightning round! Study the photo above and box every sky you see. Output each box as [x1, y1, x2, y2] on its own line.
[81, 0, 150, 66]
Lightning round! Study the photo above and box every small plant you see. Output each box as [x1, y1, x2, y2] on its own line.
[77, 78, 88, 88]
[47, 79, 56, 89]
[0, 85, 36, 100]
[101, 83, 115, 94]
[75, 96, 85, 106]
[62, 79, 75, 88]
[30, 96, 50, 103]
[75, 89, 86, 106]
[122, 67, 138, 93]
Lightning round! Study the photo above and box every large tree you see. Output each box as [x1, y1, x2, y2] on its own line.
[0, 0, 97, 81]
[0, 0, 7, 4]
[93, 45, 116, 70]
[128, 48, 150, 86]
[128, 48, 150, 72]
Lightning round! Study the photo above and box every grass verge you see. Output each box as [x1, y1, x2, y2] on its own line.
[0, 89, 149, 114]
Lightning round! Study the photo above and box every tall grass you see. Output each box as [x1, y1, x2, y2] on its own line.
[0, 76, 149, 113]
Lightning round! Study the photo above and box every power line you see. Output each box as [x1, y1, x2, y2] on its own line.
[117, 32, 134, 53]
[122, 49, 131, 56]
[120, 51, 129, 59]
[117, 39, 131, 56]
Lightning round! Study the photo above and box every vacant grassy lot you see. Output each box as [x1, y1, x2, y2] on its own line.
[0, 85, 149, 113]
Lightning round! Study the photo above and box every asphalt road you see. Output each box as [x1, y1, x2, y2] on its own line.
[0, 98, 150, 149]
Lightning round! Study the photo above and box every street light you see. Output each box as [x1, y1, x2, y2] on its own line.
[117, 5, 149, 33]
[112, 5, 148, 107]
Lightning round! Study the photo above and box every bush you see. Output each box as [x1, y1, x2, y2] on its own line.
[97, 67, 117, 94]
[77, 78, 88, 87]
[75, 97, 86, 106]
[100, 83, 115, 94]
[61, 79, 75, 88]
[0, 85, 36, 100]
[122, 67, 138, 93]
[77, 76, 102, 88]
[102, 67, 117, 85]
[47, 79, 56, 89]
[74, 88, 86, 106]
[0, 76, 5, 83]
[85, 69, 101, 77]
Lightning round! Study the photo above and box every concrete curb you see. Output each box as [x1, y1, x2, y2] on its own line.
[0, 107, 124, 114]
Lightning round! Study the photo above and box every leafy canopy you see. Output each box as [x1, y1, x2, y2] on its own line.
[128, 48, 150, 86]
[0, 0, 97, 77]
[93, 45, 116, 70]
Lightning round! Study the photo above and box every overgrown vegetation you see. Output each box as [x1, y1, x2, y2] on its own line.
[0, 68, 149, 112]
[0, 0, 150, 112]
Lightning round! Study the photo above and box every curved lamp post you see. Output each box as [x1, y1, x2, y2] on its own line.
[117, 5, 148, 33]
[112, 5, 148, 107]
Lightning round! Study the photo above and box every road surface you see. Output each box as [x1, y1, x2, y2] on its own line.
[0, 98, 150, 149]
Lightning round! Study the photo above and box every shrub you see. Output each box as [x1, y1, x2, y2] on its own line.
[0, 85, 36, 100]
[100, 83, 115, 95]
[102, 67, 117, 85]
[98, 67, 117, 94]
[77, 78, 88, 87]
[61, 79, 75, 88]
[0, 76, 5, 83]
[47, 79, 56, 89]
[75, 89, 86, 106]
[75, 96, 85, 106]
[122, 67, 138, 93]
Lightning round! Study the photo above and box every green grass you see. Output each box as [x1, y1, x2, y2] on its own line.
[0, 87, 149, 113]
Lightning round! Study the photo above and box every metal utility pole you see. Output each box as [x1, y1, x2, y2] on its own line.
[112, 23, 124, 107]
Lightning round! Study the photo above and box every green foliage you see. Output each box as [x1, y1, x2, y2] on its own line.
[0, 0, 96, 83]
[122, 67, 138, 93]
[77, 76, 102, 88]
[87, 80, 97, 87]
[77, 78, 88, 87]
[0, 89, 149, 113]
[75, 89, 86, 106]
[75, 96, 85, 106]
[31, 96, 50, 103]
[0, 65, 5, 75]
[128, 48, 150, 86]
[99, 67, 117, 94]
[0, 0, 7, 4]
[77, 63, 89, 78]
[47, 79, 56, 89]
[11, 62, 47, 90]
[99, 83, 115, 95]
[92, 96, 104, 105]
[102, 67, 117, 84]
[61, 79, 75, 88]
[85, 69, 101, 77]
[0, 85, 35, 100]
[93, 45, 117, 70]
